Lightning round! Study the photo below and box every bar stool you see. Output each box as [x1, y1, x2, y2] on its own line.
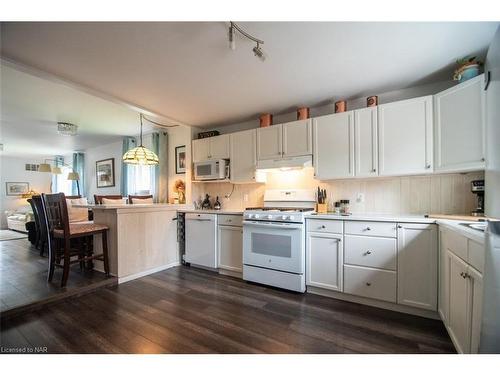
[42, 193, 110, 287]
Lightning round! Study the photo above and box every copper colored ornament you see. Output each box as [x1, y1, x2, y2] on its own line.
[335, 100, 346, 113]
[367, 96, 378, 107]
[259, 113, 273, 127]
[297, 107, 310, 120]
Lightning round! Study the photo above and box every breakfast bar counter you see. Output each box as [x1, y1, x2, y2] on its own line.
[84, 204, 190, 283]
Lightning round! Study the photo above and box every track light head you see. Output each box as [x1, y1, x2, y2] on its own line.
[253, 43, 266, 61]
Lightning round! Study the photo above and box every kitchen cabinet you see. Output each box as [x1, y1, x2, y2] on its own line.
[438, 227, 450, 321]
[397, 223, 438, 311]
[256, 119, 312, 162]
[378, 96, 433, 176]
[282, 119, 312, 157]
[440, 226, 485, 353]
[230, 129, 257, 183]
[344, 264, 397, 303]
[313, 111, 354, 179]
[257, 124, 282, 160]
[434, 74, 485, 172]
[192, 134, 230, 162]
[185, 213, 217, 268]
[306, 231, 343, 291]
[354, 107, 378, 177]
[218, 224, 243, 273]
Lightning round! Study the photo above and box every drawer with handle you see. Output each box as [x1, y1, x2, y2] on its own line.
[344, 235, 397, 270]
[307, 219, 343, 234]
[218, 214, 243, 227]
[345, 221, 397, 238]
[344, 264, 397, 303]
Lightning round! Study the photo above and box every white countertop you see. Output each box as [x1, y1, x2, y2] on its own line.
[178, 209, 244, 215]
[307, 212, 436, 223]
[76, 203, 192, 210]
[436, 219, 486, 244]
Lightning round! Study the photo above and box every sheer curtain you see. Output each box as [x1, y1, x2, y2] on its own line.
[121, 136, 136, 196]
[52, 155, 64, 193]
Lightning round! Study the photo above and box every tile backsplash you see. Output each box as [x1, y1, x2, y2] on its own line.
[192, 168, 484, 215]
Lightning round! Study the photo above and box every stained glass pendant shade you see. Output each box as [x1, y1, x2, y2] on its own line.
[122, 114, 159, 165]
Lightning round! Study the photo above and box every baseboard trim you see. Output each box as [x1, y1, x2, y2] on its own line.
[118, 262, 180, 284]
[307, 286, 440, 320]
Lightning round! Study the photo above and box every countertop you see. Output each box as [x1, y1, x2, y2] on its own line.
[75, 203, 192, 210]
[307, 212, 437, 224]
[178, 209, 244, 215]
[436, 219, 485, 244]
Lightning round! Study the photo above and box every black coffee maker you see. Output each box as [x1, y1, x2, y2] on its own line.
[471, 180, 485, 216]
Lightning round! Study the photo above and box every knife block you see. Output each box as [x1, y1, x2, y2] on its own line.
[316, 203, 328, 214]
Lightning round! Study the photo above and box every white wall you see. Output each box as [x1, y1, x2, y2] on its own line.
[167, 125, 193, 203]
[84, 141, 123, 203]
[0, 155, 52, 228]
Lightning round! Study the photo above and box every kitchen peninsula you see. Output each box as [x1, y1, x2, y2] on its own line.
[85, 203, 188, 283]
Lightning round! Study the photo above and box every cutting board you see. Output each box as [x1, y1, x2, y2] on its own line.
[426, 214, 485, 222]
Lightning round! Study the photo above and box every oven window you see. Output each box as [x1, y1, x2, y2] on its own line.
[251, 233, 292, 258]
[196, 164, 212, 176]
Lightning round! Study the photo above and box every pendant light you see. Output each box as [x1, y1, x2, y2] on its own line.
[122, 114, 160, 165]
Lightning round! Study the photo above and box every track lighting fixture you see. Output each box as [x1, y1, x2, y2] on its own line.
[228, 22, 266, 61]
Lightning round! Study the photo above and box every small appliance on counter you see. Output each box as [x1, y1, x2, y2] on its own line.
[471, 179, 485, 216]
[194, 159, 229, 181]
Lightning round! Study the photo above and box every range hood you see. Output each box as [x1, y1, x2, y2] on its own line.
[256, 155, 312, 171]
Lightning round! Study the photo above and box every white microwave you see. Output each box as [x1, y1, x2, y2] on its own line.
[194, 159, 229, 181]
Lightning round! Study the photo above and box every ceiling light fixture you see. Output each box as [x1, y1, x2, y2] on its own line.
[122, 113, 178, 166]
[228, 22, 266, 61]
[57, 122, 78, 136]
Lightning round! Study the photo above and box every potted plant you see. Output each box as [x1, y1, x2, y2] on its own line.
[453, 56, 483, 83]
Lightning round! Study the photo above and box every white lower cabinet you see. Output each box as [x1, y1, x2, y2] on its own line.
[217, 224, 243, 273]
[344, 264, 397, 303]
[306, 232, 343, 291]
[438, 227, 450, 321]
[397, 223, 438, 311]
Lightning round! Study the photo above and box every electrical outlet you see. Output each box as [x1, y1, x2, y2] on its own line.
[356, 193, 365, 203]
[243, 194, 249, 202]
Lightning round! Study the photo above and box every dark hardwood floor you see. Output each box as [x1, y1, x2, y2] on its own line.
[0, 238, 114, 313]
[0, 266, 455, 354]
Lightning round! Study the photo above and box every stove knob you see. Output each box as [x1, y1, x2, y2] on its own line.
[281, 215, 288, 220]
[267, 215, 273, 220]
[254, 214, 259, 219]
[288, 216, 294, 221]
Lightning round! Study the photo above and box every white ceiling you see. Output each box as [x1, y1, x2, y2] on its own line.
[0, 64, 161, 158]
[1, 22, 498, 128]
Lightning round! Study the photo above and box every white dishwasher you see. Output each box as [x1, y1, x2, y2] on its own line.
[185, 213, 218, 268]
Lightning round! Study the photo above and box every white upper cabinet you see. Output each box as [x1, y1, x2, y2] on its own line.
[192, 134, 230, 163]
[282, 119, 312, 157]
[192, 138, 210, 163]
[313, 111, 354, 179]
[434, 74, 485, 172]
[257, 119, 312, 162]
[378, 96, 433, 176]
[257, 124, 282, 160]
[230, 129, 257, 183]
[354, 107, 378, 177]
[397, 223, 438, 311]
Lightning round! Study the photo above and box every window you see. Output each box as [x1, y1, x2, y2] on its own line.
[55, 166, 74, 195]
[127, 164, 154, 195]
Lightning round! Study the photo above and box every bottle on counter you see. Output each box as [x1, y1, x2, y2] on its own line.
[214, 196, 221, 210]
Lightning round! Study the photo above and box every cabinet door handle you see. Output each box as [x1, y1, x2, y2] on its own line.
[397, 225, 403, 229]
[365, 250, 372, 255]
[320, 225, 326, 229]
[371, 168, 376, 173]
[481, 157, 485, 162]
[366, 282, 371, 286]
[365, 227, 371, 231]
[426, 164, 431, 169]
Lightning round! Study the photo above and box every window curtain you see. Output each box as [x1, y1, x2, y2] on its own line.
[121, 136, 136, 196]
[158, 132, 169, 203]
[72, 152, 85, 197]
[151, 132, 160, 202]
[52, 155, 64, 193]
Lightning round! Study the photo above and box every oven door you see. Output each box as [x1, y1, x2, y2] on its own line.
[243, 220, 304, 274]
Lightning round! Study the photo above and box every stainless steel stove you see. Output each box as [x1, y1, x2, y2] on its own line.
[242, 189, 316, 292]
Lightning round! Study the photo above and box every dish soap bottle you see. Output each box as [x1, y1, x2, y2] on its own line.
[214, 196, 222, 210]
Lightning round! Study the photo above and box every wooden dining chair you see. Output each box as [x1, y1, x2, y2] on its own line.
[42, 193, 110, 287]
[128, 194, 154, 204]
[27, 198, 41, 250]
[30, 195, 49, 256]
[94, 194, 123, 204]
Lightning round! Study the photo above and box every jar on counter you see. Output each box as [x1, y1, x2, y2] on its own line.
[334, 201, 341, 214]
[341, 199, 350, 215]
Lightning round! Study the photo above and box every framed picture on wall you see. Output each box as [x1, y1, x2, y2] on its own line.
[6, 182, 30, 196]
[175, 145, 186, 174]
[96, 158, 115, 188]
